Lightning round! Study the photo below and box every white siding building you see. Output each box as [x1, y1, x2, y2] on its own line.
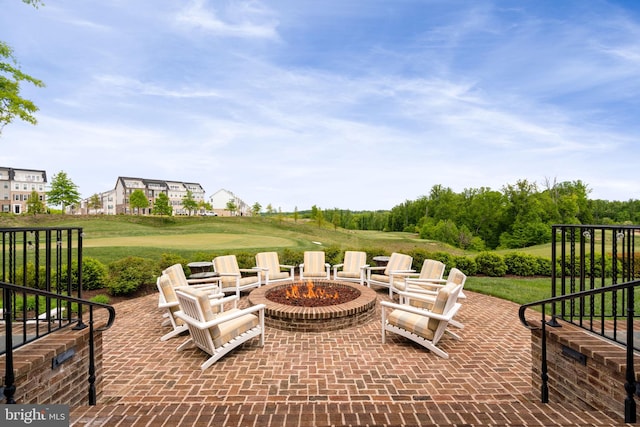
[0, 167, 47, 214]
[77, 177, 206, 215]
[209, 189, 250, 216]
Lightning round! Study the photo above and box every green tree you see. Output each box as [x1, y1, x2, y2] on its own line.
[331, 209, 340, 230]
[499, 180, 550, 248]
[226, 199, 237, 216]
[88, 193, 102, 214]
[460, 187, 506, 249]
[293, 206, 299, 223]
[129, 189, 149, 215]
[182, 190, 198, 216]
[198, 200, 212, 214]
[47, 171, 80, 213]
[26, 189, 45, 214]
[311, 205, 323, 227]
[0, 1, 45, 135]
[153, 192, 172, 216]
[251, 202, 262, 216]
[265, 203, 274, 215]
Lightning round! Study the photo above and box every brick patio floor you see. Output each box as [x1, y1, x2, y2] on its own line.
[70, 288, 628, 426]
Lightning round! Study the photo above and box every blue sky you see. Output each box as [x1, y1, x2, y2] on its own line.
[2, 0, 639, 211]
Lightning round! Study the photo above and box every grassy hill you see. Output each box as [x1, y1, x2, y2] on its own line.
[1, 214, 472, 263]
[0, 214, 556, 304]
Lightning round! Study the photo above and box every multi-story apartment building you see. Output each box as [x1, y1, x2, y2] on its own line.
[77, 176, 206, 215]
[0, 167, 47, 214]
[209, 188, 251, 216]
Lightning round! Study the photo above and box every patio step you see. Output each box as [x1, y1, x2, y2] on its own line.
[70, 400, 624, 426]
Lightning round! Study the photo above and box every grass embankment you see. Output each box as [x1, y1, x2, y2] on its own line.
[1, 214, 556, 304]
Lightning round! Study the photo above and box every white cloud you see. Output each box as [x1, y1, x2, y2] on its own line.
[1, 0, 639, 210]
[175, 0, 279, 40]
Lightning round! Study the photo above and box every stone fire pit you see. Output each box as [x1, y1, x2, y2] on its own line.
[248, 280, 377, 332]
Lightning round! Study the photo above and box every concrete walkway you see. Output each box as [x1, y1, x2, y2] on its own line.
[70, 288, 626, 426]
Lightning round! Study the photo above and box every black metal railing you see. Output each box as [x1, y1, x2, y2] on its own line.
[0, 226, 116, 405]
[550, 224, 639, 346]
[1, 226, 85, 351]
[520, 224, 640, 423]
[1, 282, 115, 405]
[519, 280, 639, 423]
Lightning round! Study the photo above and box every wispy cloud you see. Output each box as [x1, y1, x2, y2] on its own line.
[1, 0, 639, 209]
[175, 0, 279, 40]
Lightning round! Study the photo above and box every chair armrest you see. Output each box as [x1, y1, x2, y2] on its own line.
[188, 283, 222, 292]
[158, 300, 178, 310]
[279, 264, 295, 269]
[186, 277, 220, 285]
[207, 295, 239, 308]
[365, 266, 385, 272]
[389, 269, 416, 275]
[176, 304, 266, 330]
[333, 263, 344, 269]
[239, 268, 259, 274]
[397, 290, 438, 303]
[402, 287, 438, 297]
[381, 301, 460, 321]
[404, 279, 446, 290]
[217, 272, 241, 278]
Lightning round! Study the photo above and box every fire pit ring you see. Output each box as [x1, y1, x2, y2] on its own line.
[248, 280, 378, 332]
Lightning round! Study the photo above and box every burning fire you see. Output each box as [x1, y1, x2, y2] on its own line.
[285, 280, 339, 300]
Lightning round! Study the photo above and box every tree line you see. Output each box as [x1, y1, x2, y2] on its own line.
[312, 179, 640, 250]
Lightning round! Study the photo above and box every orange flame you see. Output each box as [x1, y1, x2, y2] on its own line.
[284, 280, 338, 300]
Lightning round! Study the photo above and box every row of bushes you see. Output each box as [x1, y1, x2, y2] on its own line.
[11, 247, 632, 297]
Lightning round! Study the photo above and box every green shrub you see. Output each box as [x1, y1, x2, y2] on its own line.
[106, 256, 158, 296]
[158, 253, 189, 272]
[324, 245, 342, 265]
[452, 256, 477, 276]
[89, 294, 111, 304]
[233, 251, 255, 269]
[535, 257, 552, 276]
[280, 248, 303, 266]
[475, 252, 507, 277]
[407, 248, 431, 271]
[430, 251, 454, 273]
[504, 252, 538, 276]
[62, 257, 108, 291]
[14, 263, 48, 290]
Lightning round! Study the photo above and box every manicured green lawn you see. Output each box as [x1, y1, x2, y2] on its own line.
[0, 214, 558, 306]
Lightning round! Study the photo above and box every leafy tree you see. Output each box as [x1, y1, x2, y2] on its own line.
[47, 171, 80, 213]
[88, 194, 102, 214]
[198, 200, 212, 214]
[182, 190, 198, 216]
[265, 203, 274, 215]
[251, 202, 262, 216]
[129, 189, 149, 215]
[153, 192, 172, 216]
[311, 205, 323, 227]
[226, 199, 237, 216]
[26, 189, 45, 214]
[460, 187, 507, 249]
[0, 1, 45, 135]
[293, 206, 299, 223]
[331, 209, 340, 230]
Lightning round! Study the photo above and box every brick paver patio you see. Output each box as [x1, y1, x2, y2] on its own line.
[70, 288, 627, 426]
